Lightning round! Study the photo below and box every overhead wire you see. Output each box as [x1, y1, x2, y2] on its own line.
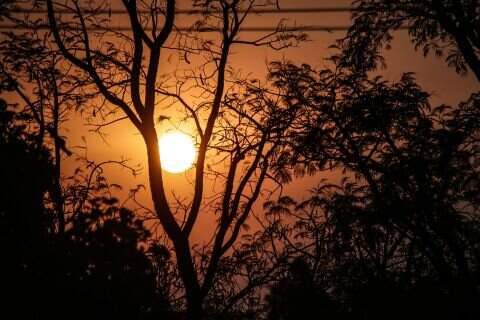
[9, 7, 356, 15]
[0, 6, 405, 32]
[0, 24, 363, 32]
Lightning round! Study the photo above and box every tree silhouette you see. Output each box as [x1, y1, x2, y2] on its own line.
[341, 0, 480, 80]
[42, 0, 305, 317]
[2, 0, 480, 318]
[262, 57, 480, 318]
[266, 257, 339, 320]
[0, 99, 173, 318]
[0, 19, 95, 234]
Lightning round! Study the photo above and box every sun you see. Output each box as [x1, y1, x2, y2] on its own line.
[159, 131, 196, 174]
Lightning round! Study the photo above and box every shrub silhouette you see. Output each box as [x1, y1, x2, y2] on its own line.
[0, 100, 170, 318]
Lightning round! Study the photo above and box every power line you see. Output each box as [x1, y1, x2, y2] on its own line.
[0, 24, 358, 32]
[2, 6, 361, 32]
[0, 24, 410, 32]
[10, 6, 355, 15]
[2, 6, 408, 33]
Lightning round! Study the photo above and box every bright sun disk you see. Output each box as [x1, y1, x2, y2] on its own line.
[159, 131, 196, 174]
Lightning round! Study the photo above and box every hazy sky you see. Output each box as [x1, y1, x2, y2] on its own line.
[55, 0, 478, 242]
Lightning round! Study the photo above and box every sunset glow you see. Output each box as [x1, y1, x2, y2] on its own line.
[3, 0, 479, 318]
[159, 131, 196, 173]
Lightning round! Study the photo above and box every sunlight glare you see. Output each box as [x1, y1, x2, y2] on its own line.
[159, 131, 196, 174]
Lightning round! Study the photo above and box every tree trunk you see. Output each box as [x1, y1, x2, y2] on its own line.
[142, 125, 204, 319]
[185, 296, 203, 320]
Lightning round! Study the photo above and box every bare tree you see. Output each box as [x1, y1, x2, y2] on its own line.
[44, 0, 304, 317]
[0, 22, 90, 233]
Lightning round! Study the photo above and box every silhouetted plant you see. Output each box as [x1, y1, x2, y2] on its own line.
[3, 0, 480, 319]
[0, 22, 92, 233]
[42, 0, 305, 318]
[0, 100, 172, 318]
[266, 257, 340, 320]
[263, 59, 480, 319]
[341, 0, 480, 80]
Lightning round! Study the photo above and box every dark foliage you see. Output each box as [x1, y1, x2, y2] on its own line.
[266, 258, 340, 320]
[1, 0, 480, 319]
[264, 61, 480, 319]
[0, 100, 170, 318]
[341, 0, 480, 80]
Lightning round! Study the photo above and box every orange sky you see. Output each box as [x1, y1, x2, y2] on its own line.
[6, 0, 478, 244]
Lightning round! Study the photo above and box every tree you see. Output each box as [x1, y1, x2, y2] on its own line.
[259, 3, 480, 315]
[340, 0, 480, 81]
[42, 0, 304, 317]
[0, 21, 92, 233]
[266, 258, 339, 320]
[0, 97, 173, 318]
[0, 17, 174, 315]
[263, 59, 480, 318]
[0, 98, 53, 257]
